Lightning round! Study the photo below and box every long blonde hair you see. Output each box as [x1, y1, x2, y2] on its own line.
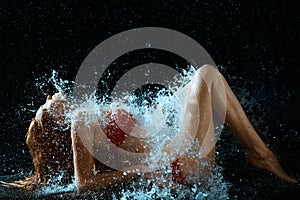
[24, 118, 74, 188]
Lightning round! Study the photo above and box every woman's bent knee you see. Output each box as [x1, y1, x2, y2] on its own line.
[192, 65, 221, 88]
[197, 64, 220, 78]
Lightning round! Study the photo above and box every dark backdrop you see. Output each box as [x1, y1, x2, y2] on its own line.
[0, 0, 299, 199]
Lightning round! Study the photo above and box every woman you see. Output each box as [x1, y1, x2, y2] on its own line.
[26, 65, 296, 192]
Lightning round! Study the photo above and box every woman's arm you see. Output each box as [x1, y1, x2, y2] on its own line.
[71, 117, 139, 192]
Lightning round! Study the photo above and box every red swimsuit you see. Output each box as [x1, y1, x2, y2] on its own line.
[106, 109, 184, 183]
[106, 109, 137, 147]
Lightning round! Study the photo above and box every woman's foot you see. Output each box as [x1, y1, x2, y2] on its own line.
[247, 149, 297, 183]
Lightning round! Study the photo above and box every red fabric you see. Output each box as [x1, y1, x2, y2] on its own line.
[171, 158, 185, 183]
[106, 109, 137, 147]
[106, 110, 185, 183]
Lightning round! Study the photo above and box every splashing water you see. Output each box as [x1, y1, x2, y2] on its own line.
[36, 172, 76, 196]
[1, 66, 233, 199]
[132, 168, 227, 199]
[32, 66, 230, 199]
[112, 166, 230, 200]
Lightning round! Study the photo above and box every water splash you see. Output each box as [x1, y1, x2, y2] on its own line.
[39, 69, 75, 97]
[36, 172, 76, 196]
[64, 65, 231, 198]
[115, 166, 230, 200]
[13, 65, 231, 198]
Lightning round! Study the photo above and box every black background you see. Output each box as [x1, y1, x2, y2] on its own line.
[0, 0, 299, 199]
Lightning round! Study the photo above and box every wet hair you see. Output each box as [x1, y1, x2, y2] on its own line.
[25, 117, 74, 188]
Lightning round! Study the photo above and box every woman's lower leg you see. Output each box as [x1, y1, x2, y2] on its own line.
[198, 65, 296, 182]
